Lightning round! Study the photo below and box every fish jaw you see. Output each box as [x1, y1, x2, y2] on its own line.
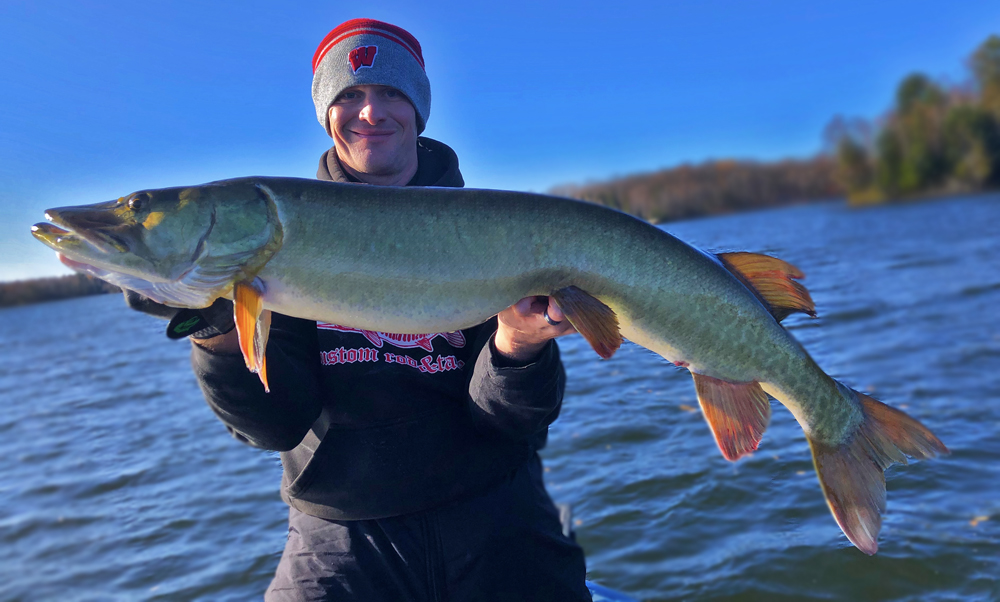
[32, 202, 135, 267]
[31, 222, 93, 260]
[40, 202, 132, 254]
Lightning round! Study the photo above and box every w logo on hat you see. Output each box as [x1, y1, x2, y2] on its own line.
[349, 45, 378, 72]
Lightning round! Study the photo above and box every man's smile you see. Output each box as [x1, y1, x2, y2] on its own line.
[351, 129, 396, 139]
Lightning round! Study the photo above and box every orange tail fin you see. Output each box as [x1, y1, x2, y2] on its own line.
[808, 388, 948, 554]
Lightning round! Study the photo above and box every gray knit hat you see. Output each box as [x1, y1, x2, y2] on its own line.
[312, 19, 431, 133]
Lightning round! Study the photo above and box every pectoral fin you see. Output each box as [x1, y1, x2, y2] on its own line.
[550, 286, 622, 359]
[717, 252, 816, 321]
[234, 278, 271, 392]
[692, 373, 771, 461]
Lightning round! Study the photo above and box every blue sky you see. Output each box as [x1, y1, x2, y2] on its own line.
[2, 1, 997, 281]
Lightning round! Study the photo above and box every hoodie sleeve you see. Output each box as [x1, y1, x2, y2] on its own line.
[191, 313, 323, 452]
[466, 329, 566, 444]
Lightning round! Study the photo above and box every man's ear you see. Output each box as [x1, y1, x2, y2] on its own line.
[326, 106, 335, 138]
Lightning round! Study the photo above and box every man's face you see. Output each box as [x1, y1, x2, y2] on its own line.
[328, 85, 418, 181]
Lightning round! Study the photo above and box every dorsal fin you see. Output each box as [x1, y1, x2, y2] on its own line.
[717, 252, 816, 322]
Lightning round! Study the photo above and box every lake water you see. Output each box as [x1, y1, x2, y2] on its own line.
[1, 194, 998, 601]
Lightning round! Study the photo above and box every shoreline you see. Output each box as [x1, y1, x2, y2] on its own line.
[0, 273, 120, 309]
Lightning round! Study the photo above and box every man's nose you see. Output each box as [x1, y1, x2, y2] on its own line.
[359, 98, 385, 125]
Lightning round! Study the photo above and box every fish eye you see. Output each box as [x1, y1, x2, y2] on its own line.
[128, 193, 148, 212]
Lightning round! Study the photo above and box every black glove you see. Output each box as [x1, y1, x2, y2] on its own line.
[123, 289, 235, 340]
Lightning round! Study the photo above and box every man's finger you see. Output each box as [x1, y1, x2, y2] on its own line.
[545, 299, 566, 323]
[512, 296, 535, 316]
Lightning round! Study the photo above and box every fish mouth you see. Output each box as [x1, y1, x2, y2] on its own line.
[32, 202, 137, 285]
[30, 221, 71, 241]
[30, 222, 108, 274]
[31, 222, 87, 254]
[32, 207, 130, 256]
[32, 221, 152, 291]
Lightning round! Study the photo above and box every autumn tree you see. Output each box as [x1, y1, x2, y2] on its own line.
[970, 34, 1000, 116]
[829, 35, 1000, 202]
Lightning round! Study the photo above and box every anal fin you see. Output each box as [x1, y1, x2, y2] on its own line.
[550, 286, 622, 359]
[717, 252, 816, 321]
[692, 373, 771, 461]
[234, 278, 271, 392]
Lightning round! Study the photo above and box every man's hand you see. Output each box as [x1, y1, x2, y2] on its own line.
[494, 296, 576, 362]
[123, 289, 241, 354]
[190, 325, 243, 354]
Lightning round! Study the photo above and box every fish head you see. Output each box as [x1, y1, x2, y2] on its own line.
[32, 179, 283, 308]
[33, 187, 214, 279]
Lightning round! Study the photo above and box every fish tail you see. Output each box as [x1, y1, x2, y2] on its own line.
[807, 386, 948, 555]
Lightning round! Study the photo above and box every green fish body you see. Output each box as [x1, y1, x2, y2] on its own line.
[32, 176, 947, 554]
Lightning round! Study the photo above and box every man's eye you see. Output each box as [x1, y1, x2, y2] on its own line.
[336, 92, 359, 102]
[384, 89, 399, 98]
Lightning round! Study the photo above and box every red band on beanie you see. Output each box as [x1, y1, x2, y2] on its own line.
[312, 19, 425, 73]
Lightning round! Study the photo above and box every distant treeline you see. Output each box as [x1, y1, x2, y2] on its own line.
[0, 274, 120, 308]
[555, 35, 1000, 218]
[551, 157, 842, 223]
[826, 35, 1000, 204]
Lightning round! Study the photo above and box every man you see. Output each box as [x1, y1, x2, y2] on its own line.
[140, 18, 591, 601]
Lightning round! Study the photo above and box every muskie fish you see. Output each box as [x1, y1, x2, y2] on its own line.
[32, 176, 947, 554]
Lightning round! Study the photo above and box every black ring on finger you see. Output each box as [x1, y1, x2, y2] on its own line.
[543, 309, 562, 326]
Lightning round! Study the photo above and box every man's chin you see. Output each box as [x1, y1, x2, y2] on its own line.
[337, 136, 418, 181]
[351, 150, 407, 174]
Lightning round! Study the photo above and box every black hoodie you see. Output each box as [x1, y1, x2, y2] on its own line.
[191, 138, 566, 520]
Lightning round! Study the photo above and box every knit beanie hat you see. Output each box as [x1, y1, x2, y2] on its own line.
[312, 19, 431, 134]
